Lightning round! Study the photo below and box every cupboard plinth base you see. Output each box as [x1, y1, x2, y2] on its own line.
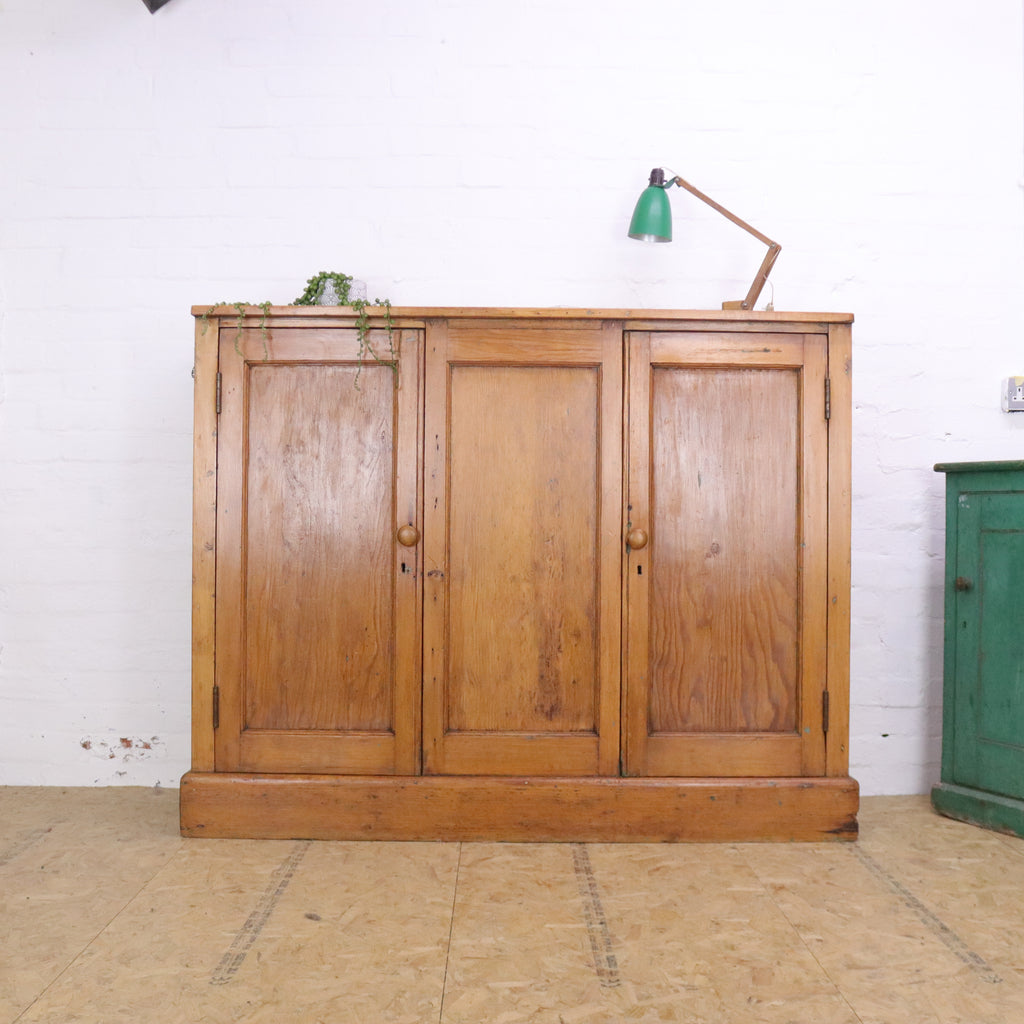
[931, 782, 1024, 839]
[180, 772, 859, 842]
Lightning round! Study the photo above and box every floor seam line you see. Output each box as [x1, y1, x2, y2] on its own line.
[10, 836, 187, 1024]
[437, 842, 463, 1024]
[742, 847, 868, 1024]
[850, 843, 1004, 984]
[210, 839, 312, 985]
[571, 843, 622, 988]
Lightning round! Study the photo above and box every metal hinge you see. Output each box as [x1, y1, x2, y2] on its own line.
[216, 372, 222, 416]
[824, 377, 831, 420]
[822, 690, 830, 734]
[212, 686, 220, 730]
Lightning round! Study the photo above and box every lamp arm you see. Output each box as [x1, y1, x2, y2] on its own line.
[739, 240, 782, 312]
[668, 175, 781, 310]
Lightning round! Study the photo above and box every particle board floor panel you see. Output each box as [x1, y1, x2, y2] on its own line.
[0, 787, 183, 1021]
[2, 789, 1023, 1024]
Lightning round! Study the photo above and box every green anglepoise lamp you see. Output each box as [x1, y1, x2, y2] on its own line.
[628, 167, 782, 311]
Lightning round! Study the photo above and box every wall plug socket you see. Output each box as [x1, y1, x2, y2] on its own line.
[1001, 376, 1024, 412]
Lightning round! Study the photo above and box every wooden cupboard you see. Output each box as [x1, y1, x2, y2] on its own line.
[181, 306, 857, 841]
[931, 461, 1024, 838]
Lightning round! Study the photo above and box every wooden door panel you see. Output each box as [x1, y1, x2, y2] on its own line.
[953, 491, 1024, 798]
[648, 366, 799, 734]
[447, 366, 599, 733]
[624, 331, 828, 777]
[642, 734, 804, 777]
[423, 321, 622, 776]
[244, 362, 393, 732]
[215, 326, 422, 775]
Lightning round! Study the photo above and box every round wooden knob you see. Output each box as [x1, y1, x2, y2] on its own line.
[397, 524, 420, 547]
[626, 528, 648, 550]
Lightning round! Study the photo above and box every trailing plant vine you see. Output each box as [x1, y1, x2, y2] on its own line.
[200, 300, 271, 360]
[294, 271, 396, 389]
[197, 273, 395, 389]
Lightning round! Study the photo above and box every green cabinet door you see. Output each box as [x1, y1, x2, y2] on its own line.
[933, 461, 1024, 836]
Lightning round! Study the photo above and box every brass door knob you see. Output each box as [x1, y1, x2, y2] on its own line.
[626, 528, 648, 550]
[397, 525, 420, 547]
[954, 576, 973, 592]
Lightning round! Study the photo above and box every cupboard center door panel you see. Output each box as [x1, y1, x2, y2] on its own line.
[215, 326, 422, 775]
[624, 331, 828, 777]
[423, 321, 623, 776]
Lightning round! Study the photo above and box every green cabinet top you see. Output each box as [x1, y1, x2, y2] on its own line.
[935, 460, 1024, 475]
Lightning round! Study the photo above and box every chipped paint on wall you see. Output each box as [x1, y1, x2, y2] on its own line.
[80, 736, 166, 762]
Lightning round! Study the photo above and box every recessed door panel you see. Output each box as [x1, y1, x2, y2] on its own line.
[446, 365, 599, 734]
[244, 363, 394, 733]
[952, 490, 1024, 800]
[649, 366, 799, 735]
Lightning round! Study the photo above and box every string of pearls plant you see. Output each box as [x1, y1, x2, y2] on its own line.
[199, 272, 396, 389]
[294, 271, 396, 389]
[201, 300, 272, 359]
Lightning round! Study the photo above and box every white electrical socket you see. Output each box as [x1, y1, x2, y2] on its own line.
[1001, 377, 1024, 412]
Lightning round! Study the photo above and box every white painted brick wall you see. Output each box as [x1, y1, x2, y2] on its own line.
[1, 0, 1022, 793]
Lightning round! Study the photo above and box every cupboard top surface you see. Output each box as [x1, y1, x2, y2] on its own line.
[935, 460, 1024, 476]
[192, 305, 854, 326]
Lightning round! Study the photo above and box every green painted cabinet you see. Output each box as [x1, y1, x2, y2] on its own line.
[932, 461, 1024, 836]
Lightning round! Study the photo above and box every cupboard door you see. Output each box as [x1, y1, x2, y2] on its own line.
[950, 489, 1024, 800]
[423, 321, 622, 776]
[624, 331, 829, 777]
[215, 325, 422, 775]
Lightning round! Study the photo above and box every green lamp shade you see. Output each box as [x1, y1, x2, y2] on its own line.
[628, 185, 672, 242]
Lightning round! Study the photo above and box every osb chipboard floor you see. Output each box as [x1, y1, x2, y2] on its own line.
[1, 789, 1023, 1023]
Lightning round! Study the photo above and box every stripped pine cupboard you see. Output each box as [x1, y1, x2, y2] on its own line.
[181, 307, 857, 841]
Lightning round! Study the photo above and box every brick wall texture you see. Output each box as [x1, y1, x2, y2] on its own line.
[1, 0, 1023, 791]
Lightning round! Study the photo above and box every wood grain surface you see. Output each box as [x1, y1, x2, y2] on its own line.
[214, 325, 421, 776]
[244, 362, 394, 732]
[422, 321, 623, 776]
[190, 308, 852, 839]
[180, 771, 860, 841]
[648, 365, 799, 733]
[446, 365, 599, 733]
[624, 331, 830, 778]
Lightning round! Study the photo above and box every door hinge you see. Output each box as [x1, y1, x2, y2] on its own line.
[212, 685, 220, 730]
[822, 689, 830, 734]
[824, 377, 831, 420]
[215, 372, 222, 416]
